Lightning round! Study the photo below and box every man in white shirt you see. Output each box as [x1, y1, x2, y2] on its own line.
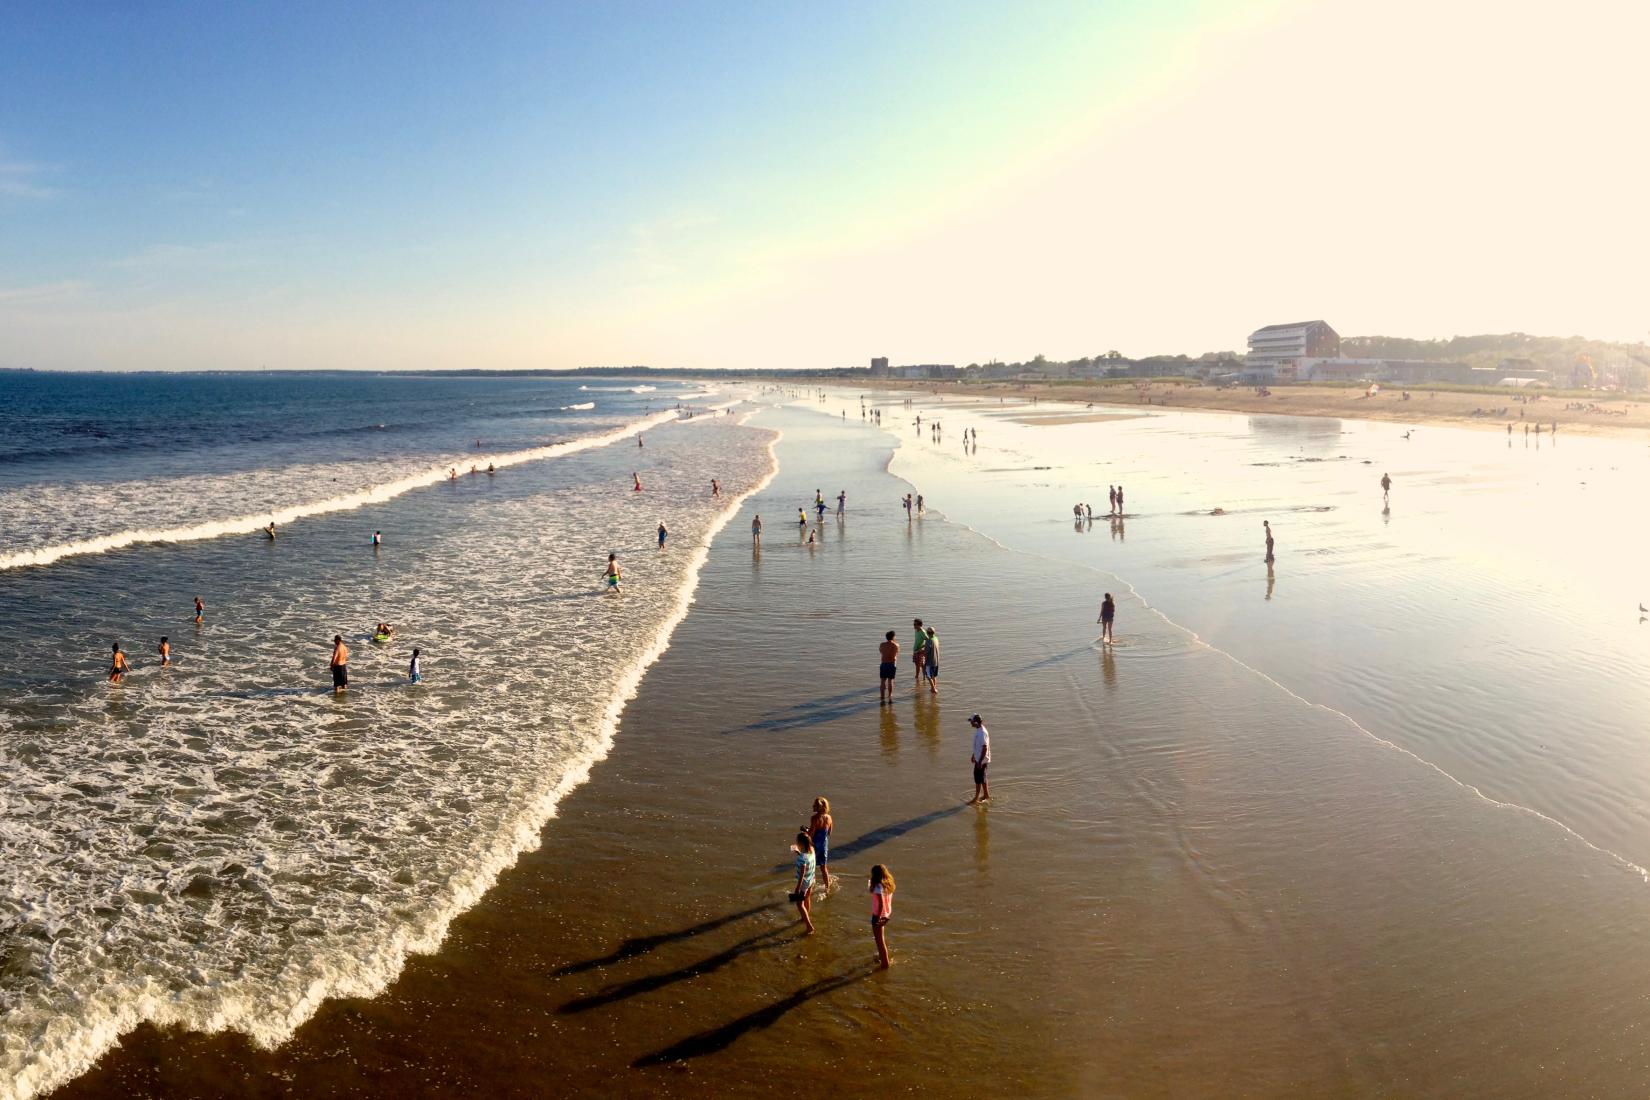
[968, 714, 991, 804]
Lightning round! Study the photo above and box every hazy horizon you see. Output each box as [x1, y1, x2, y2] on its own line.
[4, 0, 1647, 373]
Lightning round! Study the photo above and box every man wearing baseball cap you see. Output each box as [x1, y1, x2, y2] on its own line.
[968, 714, 991, 804]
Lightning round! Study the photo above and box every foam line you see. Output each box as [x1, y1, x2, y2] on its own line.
[1, 418, 781, 1100]
[0, 408, 680, 573]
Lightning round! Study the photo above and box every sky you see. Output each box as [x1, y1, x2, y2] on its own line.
[2, 0, 1647, 372]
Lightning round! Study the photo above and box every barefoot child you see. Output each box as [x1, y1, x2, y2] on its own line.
[809, 798, 834, 888]
[790, 831, 817, 934]
[869, 864, 895, 968]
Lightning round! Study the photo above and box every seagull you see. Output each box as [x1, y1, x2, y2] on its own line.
[1402, 430, 1412, 440]
[1640, 603, 1648, 614]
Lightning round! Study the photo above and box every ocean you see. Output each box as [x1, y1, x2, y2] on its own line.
[0, 371, 774, 1099]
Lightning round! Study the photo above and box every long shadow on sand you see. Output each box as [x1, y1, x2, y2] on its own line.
[770, 804, 966, 872]
[632, 963, 879, 1067]
[732, 690, 883, 733]
[553, 901, 784, 976]
[1006, 643, 1097, 675]
[559, 924, 799, 1015]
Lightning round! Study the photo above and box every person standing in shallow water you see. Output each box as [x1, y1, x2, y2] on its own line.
[108, 641, 128, 684]
[1263, 519, 1275, 563]
[328, 634, 349, 694]
[603, 553, 622, 593]
[1381, 472, 1392, 498]
[923, 626, 940, 694]
[790, 830, 817, 934]
[968, 714, 991, 803]
[869, 864, 895, 969]
[158, 636, 170, 668]
[193, 596, 205, 625]
[751, 515, 762, 547]
[657, 522, 668, 550]
[911, 619, 928, 693]
[1098, 593, 1115, 645]
[878, 630, 900, 704]
[810, 798, 834, 889]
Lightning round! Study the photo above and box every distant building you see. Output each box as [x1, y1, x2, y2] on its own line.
[870, 357, 890, 376]
[1246, 321, 1340, 378]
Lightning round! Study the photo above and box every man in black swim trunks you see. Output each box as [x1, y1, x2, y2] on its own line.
[878, 631, 900, 704]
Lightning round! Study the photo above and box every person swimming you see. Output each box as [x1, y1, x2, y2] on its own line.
[265, 522, 277, 540]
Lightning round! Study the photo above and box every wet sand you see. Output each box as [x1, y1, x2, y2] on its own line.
[53, 404, 1650, 1098]
[831, 377, 1650, 438]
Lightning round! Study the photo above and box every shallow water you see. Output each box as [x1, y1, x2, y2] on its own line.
[0, 374, 770, 1099]
[865, 393, 1650, 875]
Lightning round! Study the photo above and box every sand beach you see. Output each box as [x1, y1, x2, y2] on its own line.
[49, 393, 1650, 1098]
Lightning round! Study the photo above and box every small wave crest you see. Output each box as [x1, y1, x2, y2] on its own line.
[0, 408, 680, 573]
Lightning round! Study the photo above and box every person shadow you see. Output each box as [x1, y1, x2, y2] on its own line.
[557, 923, 798, 1015]
[632, 963, 880, 1067]
[734, 690, 883, 733]
[552, 901, 784, 977]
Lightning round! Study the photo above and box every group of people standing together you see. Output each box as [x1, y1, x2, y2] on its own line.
[876, 617, 941, 702]
[787, 797, 897, 969]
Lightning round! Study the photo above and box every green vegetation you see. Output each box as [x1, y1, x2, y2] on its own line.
[1342, 333, 1650, 390]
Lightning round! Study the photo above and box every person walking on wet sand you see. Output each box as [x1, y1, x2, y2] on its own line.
[790, 830, 817, 934]
[328, 634, 349, 694]
[108, 641, 128, 684]
[1098, 593, 1115, 645]
[879, 630, 900, 703]
[1381, 472, 1392, 498]
[869, 864, 895, 969]
[1264, 519, 1275, 563]
[810, 798, 834, 889]
[752, 514, 762, 547]
[193, 595, 205, 624]
[968, 714, 991, 804]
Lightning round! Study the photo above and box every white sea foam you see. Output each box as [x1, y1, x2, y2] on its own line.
[561, 402, 596, 410]
[629, 385, 657, 393]
[0, 414, 777, 1100]
[0, 408, 679, 572]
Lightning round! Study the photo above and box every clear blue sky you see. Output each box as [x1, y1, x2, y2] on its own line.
[2, 1, 1645, 370]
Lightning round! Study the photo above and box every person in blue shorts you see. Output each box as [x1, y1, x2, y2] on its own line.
[810, 797, 833, 889]
[923, 626, 940, 694]
[657, 522, 668, 550]
[878, 630, 900, 704]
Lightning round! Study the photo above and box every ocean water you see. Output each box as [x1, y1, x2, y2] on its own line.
[0, 372, 772, 1099]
